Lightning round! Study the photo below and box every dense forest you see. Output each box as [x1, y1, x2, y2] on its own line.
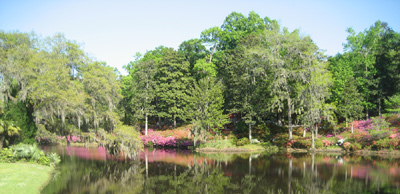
[1, 11, 399, 150]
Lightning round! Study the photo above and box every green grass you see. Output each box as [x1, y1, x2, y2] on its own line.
[0, 162, 53, 194]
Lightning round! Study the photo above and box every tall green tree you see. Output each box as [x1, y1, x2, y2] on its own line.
[252, 29, 320, 140]
[188, 77, 228, 146]
[155, 48, 192, 128]
[130, 58, 157, 135]
[329, 53, 364, 130]
[81, 62, 122, 132]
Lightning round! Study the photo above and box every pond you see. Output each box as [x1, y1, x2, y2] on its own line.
[40, 145, 400, 194]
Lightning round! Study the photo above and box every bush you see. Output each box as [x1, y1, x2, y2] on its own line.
[200, 139, 234, 149]
[47, 152, 61, 167]
[371, 117, 390, 131]
[343, 142, 362, 151]
[3, 143, 61, 167]
[272, 133, 290, 147]
[236, 137, 249, 146]
[291, 138, 311, 149]
[375, 138, 399, 150]
[0, 148, 15, 162]
[227, 134, 237, 145]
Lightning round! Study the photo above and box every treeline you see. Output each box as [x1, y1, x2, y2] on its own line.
[1, 11, 399, 148]
[0, 32, 121, 148]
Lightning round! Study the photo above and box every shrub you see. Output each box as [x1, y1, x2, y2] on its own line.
[47, 152, 61, 167]
[0, 148, 15, 162]
[200, 139, 234, 149]
[343, 142, 362, 151]
[236, 137, 249, 146]
[375, 138, 399, 150]
[291, 138, 311, 149]
[6, 143, 61, 167]
[227, 134, 237, 145]
[272, 133, 290, 147]
[321, 139, 334, 147]
[371, 117, 390, 131]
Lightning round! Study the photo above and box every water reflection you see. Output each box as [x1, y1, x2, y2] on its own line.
[41, 146, 400, 194]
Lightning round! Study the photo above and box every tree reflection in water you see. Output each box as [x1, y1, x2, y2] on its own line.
[41, 146, 400, 194]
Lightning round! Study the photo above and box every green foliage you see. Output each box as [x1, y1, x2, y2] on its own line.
[47, 152, 61, 167]
[371, 117, 390, 130]
[101, 125, 143, 158]
[227, 134, 237, 145]
[35, 124, 61, 145]
[343, 142, 362, 151]
[200, 139, 235, 149]
[0, 148, 15, 162]
[188, 77, 229, 144]
[193, 59, 217, 79]
[0, 31, 122, 145]
[6, 143, 61, 166]
[385, 93, 400, 113]
[236, 137, 250, 146]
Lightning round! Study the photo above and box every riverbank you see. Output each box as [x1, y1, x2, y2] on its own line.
[196, 145, 400, 156]
[0, 162, 54, 194]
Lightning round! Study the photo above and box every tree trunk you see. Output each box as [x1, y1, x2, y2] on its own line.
[145, 112, 148, 136]
[346, 117, 348, 128]
[351, 122, 354, 134]
[303, 126, 306, 137]
[315, 125, 318, 138]
[249, 123, 252, 142]
[173, 115, 176, 128]
[0, 135, 4, 150]
[311, 125, 315, 150]
[288, 99, 292, 140]
[378, 97, 382, 116]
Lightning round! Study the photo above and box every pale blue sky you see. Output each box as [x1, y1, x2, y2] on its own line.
[1, 0, 399, 74]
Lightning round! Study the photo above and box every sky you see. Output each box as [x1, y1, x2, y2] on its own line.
[1, 0, 399, 74]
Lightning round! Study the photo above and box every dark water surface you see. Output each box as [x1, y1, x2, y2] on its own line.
[40, 145, 400, 194]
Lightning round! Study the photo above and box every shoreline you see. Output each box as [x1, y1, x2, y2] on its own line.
[195, 146, 400, 156]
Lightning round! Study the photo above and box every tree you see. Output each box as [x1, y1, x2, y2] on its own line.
[188, 77, 228, 146]
[344, 21, 385, 118]
[252, 29, 320, 140]
[130, 58, 157, 136]
[155, 48, 192, 128]
[302, 58, 334, 149]
[178, 39, 207, 70]
[81, 62, 122, 132]
[329, 53, 364, 132]
[223, 34, 269, 142]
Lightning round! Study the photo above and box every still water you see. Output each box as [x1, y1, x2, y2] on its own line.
[40, 145, 400, 194]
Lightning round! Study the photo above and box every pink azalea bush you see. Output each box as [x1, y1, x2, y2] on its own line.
[140, 129, 193, 147]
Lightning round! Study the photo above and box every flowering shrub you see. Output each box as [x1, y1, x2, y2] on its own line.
[64, 135, 81, 143]
[321, 139, 334, 147]
[343, 142, 362, 151]
[140, 128, 194, 147]
[353, 119, 373, 131]
[325, 134, 334, 138]
[375, 138, 399, 150]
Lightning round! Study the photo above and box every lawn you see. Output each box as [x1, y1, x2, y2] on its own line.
[0, 162, 53, 194]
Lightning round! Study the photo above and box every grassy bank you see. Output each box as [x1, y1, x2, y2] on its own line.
[0, 162, 53, 194]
